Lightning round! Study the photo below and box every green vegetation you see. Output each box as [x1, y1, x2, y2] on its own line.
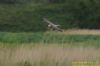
[0, 0, 100, 65]
[0, 32, 100, 47]
[15, 61, 100, 66]
[0, 31, 100, 66]
[16, 61, 32, 66]
[5, 61, 100, 66]
[0, 0, 100, 32]
[16, 61, 71, 66]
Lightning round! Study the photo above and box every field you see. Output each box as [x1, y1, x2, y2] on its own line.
[0, 30, 100, 66]
[1, 0, 100, 66]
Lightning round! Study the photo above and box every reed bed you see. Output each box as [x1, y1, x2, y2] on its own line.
[0, 30, 100, 66]
[0, 44, 100, 66]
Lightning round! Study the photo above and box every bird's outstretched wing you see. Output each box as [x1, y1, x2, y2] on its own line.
[43, 18, 57, 26]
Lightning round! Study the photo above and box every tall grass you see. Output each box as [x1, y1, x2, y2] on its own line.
[15, 61, 100, 66]
[0, 32, 100, 47]
[15, 61, 71, 66]
[0, 31, 100, 66]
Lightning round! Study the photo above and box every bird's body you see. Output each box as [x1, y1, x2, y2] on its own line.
[43, 18, 63, 32]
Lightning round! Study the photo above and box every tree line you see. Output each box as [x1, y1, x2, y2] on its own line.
[0, 0, 100, 32]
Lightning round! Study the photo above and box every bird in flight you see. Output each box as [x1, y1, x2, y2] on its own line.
[43, 18, 63, 32]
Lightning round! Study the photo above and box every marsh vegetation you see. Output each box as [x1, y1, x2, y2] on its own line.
[0, 30, 100, 66]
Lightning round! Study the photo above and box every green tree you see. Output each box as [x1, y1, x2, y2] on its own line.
[0, 0, 17, 4]
[47, 0, 66, 3]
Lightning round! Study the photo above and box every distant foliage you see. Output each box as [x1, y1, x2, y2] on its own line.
[65, 0, 100, 29]
[47, 0, 66, 3]
[0, 0, 100, 32]
[0, 0, 17, 4]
